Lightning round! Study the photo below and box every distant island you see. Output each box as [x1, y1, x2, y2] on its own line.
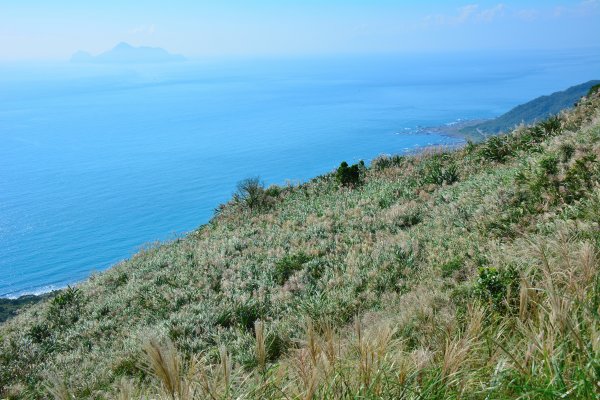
[70, 42, 186, 64]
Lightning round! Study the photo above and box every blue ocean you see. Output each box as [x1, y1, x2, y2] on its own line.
[1, 49, 599, 298]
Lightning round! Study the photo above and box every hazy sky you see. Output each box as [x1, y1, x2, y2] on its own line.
[1, 0, 599, 60]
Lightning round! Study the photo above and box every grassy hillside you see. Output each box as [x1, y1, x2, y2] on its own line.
[1, 91, 600, 399]
[461, 80, 600, 138]
[0, 293, 55, 324]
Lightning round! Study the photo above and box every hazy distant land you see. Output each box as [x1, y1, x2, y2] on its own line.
[71, 42, 186, 64]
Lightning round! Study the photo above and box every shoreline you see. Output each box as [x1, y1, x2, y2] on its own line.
[0, 291, 58, 323]
[417, 118, 490, 140]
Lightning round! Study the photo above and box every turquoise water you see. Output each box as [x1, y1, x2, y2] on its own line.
[1, 49, 599, 298]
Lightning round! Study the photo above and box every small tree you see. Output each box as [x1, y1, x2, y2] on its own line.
[234, 177, 266, 211]
[336, 161, 362, 187]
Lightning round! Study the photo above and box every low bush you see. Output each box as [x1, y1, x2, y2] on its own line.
[440, 257, 463, 278]
[234, 177, 268, 211]
[421, 155, 459, 185]
[479, 135, 513, 162]
[273, 253, 311, 285]
[559, 143, 575, 163]
[563, 154, 598, 203]
[371, 154, 405, 170]
[335, 161, 362, 187]
[47, 286, 83, 327]
[539, 115, 562, 135]
[473, 266, 519, 312]
[232, 177, 283, 212]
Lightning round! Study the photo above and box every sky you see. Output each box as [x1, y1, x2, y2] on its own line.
[0, 0, 599, 60]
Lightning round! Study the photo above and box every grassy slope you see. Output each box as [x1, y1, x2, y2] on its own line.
[462, 80, 600, 137]
[1, 93, 600, 399]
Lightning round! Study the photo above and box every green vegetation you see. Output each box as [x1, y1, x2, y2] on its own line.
[462, 79, 600, 138]
[1, 91, 600, 399]
[335, 161, 364, 187]
[0, 293, 55, 324]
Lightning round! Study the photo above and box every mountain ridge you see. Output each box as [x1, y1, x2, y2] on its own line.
[460, 79, 600, 138]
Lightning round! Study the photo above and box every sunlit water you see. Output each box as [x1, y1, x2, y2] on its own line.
[1, 49, 599, 297]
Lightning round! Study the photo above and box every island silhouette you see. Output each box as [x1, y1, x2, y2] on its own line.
[71, 42, 186, 64]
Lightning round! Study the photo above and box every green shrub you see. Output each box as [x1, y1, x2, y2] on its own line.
[234, 177, 267, 211]
[27, 324, 51, 344]
[335, 161, 361, 187]
[264, 185, 282, 198]
[474, 266, 519, 312]
[110, 272, 128, 288]
[559, 143, 575, 163]
[273, 253, 311, 285]
[441, 257, 463, 278]
[47, 286, 83, 327]
[479, 135, 513, 162]
[464, 140, 477, 154]
[113, 356, 146, 379]
[371, 247, 415, 294]
[371, 155, 405, 170]
[235, 300, 262, 332]
[540, 115, 562, 136]
[563, 154, 598, 203]
[539, 154, 559, 175]
[396, 210, 422, 229]
[233, 177, 282, 212]
[422, 156, 459, 185]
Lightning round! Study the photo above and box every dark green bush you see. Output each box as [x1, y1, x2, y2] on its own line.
[335, 161, 361, 187]
[540, 115, 562, 136]
[512, 118, 562, 153]
[265, 328, 290, 362]
[233, 177, 282, 212]
[47, 286, 83, 327]
[235, 300, 262, 332]
[563, 154, 598, 203]
[274, 253, 311, 285]
[559, 143, 575, 163]
[395, 210, 422, 229]
[474, 266, 519, 312]
[303, 259, 325, 286]
[27, 324, 51, 344]
[441, 257, 463, 278]
[464, 140, 477, 154]
[370, 246, 417, 294]
[422, 156, 459, 185]
[539, 154, 559, 175]
[113, 356, 146, 379]
[479, 135, 513, 162]
[371, 155, 405, 170]
[264, 185, 282, 198]
[234, 177, 267, 211]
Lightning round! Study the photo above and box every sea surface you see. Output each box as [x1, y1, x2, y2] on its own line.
[1, 49, 599, 298]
